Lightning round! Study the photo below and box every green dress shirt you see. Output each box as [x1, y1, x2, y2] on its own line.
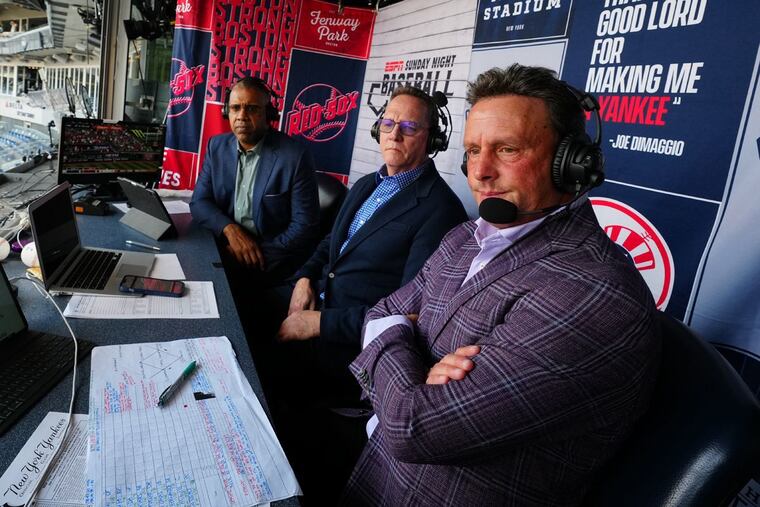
[233, 141, 263, 235]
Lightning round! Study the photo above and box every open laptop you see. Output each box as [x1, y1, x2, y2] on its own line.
[29, 182, 155, 296]
[0, 263, 93, 435]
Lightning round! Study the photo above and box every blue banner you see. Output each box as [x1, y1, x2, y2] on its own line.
[282, 50, 367, 178]
[474, 0, 572, 47]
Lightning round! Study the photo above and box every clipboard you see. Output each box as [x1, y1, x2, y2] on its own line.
[117, 177, 176, 240]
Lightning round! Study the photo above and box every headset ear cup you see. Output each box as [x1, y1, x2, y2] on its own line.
[222, 90, 229, 119]
[552, 135, 573, 192]
[553, 136, 605, 193]
[588, 147, 605, 188]
[370, 104, 385, 144]
[427, 127, 446, 154]
[572, 144, 605, 190]
[460, 153, 468, 176]
[266, 103, 279, 122]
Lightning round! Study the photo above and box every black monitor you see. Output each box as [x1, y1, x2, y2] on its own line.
[57, 117, 166, 196]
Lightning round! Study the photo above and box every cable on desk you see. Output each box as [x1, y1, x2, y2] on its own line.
[0, 168, 57, 207]
[0, 202, 29, 242]
[9, 274, 80, 507]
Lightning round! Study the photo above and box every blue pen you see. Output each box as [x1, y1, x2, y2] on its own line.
[157, 360, 197, 407]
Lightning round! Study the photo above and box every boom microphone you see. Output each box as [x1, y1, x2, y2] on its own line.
[478, 197, 561, 225]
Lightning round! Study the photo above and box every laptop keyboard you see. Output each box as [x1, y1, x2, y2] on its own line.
[60, 249, 122, 290]
[0, 332, 94, 436]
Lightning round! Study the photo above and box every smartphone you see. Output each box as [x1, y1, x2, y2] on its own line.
[119, 275, 185, 297]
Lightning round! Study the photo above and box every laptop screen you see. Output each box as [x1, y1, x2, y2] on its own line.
[31, 185, 80, 283]
[0, 265, 26, 343]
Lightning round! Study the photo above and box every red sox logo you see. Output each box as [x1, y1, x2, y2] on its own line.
[168, 58, 205, 118]
[285, 84, 359, 142]
[591, 197, 675, 310]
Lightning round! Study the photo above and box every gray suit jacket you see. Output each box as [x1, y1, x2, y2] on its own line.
[344, 201, 661, 506]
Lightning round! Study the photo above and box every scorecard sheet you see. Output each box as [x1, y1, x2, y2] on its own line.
[85, 336, 299, 506]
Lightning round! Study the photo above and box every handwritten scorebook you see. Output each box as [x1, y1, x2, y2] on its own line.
[85, 336, 300, 506]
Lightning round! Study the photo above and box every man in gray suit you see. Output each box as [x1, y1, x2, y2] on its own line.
[343, 64, 661, 505]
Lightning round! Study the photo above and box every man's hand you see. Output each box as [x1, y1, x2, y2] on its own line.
[426, 345, 481, 385]
[278, 310, 321, 342]
[223, 223, 265, 270]
[288, 277, 316, 316]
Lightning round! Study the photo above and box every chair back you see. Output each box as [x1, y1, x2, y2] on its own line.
[585, 311, 760, 506]
[315, 172, 347, 238]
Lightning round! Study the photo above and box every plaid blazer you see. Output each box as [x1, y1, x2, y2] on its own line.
[344, 201, 660, 506]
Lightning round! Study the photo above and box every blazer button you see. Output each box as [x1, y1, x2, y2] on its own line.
[328, 272, 335, 279]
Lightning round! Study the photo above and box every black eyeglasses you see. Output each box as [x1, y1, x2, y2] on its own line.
[378, 118, 427, 136]
[228, 103, 264, 115]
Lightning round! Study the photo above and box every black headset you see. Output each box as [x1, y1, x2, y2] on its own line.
[461, 82, 605, 194]
[222, 77, 280, 122]
[370, 90, 452, 156]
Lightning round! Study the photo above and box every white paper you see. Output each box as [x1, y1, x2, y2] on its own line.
[0, 412, 88, 507]
[111, 200, 190, 215]
[149, 253, 186, 280]
[161, 200, 191, 214]
[63, 281, 219, 319]
[84, 336, 300, 507]
[110, 202, 129, 214]
[154, 188, 193, 200]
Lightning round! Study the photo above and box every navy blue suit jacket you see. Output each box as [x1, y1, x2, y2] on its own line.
[190, 130, 320, 274]
[294, 160, 467, 355]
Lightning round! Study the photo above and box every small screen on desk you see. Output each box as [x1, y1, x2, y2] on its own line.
[30, 187, 80, 280]
[58, 118, 166, 186]
[0, 268, 25, 342]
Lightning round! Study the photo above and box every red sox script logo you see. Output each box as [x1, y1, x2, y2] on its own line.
[591, 197, 675, 310]
[285, 84, 359, 142]
[168, 58, 205, 118]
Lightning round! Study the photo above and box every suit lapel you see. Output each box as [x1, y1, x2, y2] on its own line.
[337, 168, 435, 261]
[223, 134, 240, 217]
[427, 222, 555, 346]
[329, 176, 377, 259]
[251, 132, 277, 232]
[337, 189, 417, 260]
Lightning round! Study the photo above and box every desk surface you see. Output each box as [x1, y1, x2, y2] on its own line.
[0, 207, 299, 506]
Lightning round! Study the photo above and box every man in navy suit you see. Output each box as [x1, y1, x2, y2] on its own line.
[190, 77, 319, 285]
[273, 86, 467, 400]
[260, 86, 467, 503]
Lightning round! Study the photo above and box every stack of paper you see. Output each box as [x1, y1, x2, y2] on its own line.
[64, 281, 219, 319]
[0, 413, 89, 507]
[62, 254, 220, 320]
[84, 336, 300, 506]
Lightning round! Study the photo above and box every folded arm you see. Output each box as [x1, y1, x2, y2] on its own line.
[351, 275, 657, 465]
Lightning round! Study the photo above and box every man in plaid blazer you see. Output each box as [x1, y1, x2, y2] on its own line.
[343, 65, 661, 506]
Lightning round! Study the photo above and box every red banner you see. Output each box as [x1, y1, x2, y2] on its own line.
[163, 0, 376, 190]
[295, 0, 376, 59]
[174, 0, 213, 31]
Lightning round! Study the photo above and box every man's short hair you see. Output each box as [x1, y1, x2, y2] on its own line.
[232, 76, 272, 100]
[466, 64, 585, 142]
[389, 86, 439, 133]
